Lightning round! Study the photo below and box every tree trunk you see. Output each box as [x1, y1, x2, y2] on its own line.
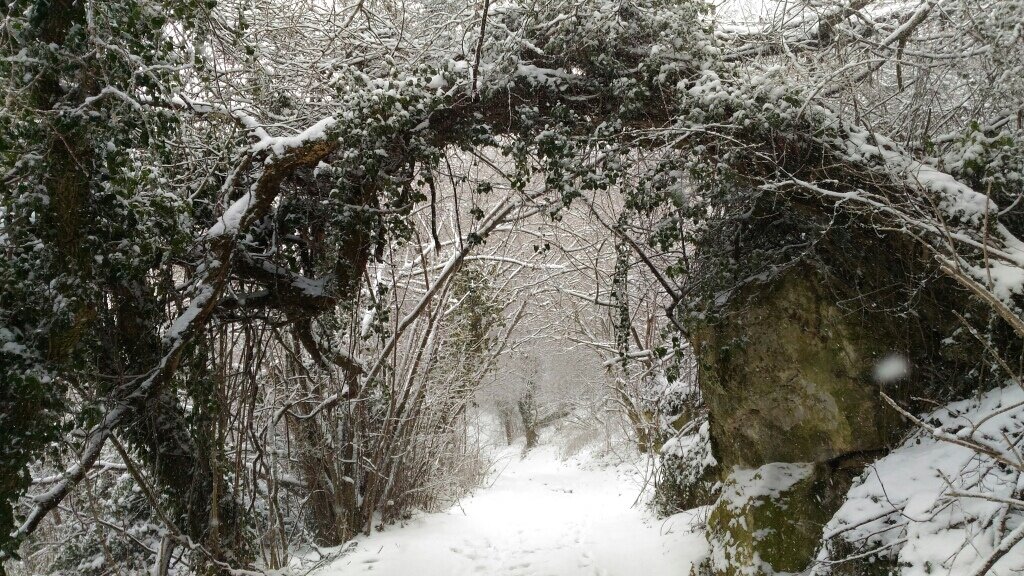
[498, 402, 517, 445]
[518, 382, 539, 450]
[109, 285, 247, 568]
[285, 176, 377, 544]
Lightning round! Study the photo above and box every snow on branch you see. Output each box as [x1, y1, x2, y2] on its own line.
[13, 123, 340, 546]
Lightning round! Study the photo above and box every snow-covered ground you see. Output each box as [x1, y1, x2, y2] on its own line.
[316, 442, 708, 576]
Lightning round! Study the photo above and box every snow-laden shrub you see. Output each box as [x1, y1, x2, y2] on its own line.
[655, 419, 719, 515]
[13, 471, 170, 576]
[818, 384, 1024, 576]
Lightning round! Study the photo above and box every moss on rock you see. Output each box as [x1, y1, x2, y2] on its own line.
[707, 461, 865, 576]
[690, 262, 948, 576]
[708, 463, 821, 576]
[691, 266, 909, 471]
[682, 195, 1000, 576]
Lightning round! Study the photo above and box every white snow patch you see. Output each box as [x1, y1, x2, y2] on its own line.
[662, 420, 718, 471]
[820, 384, 1024, 576]
[975, 260, 1024, 302]
[162, 285, 215, 343]
[718, 462, 815, 512]
[252, 116, 337, 157]
[515, 63, 578, 87]
[426, 73, 447, 90]
[844, 129, 997, 224]
[207, 191, 255, 237]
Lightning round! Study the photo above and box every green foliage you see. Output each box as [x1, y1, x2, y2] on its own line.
[0, 0, 203, 557]
[0, 1, 1018, 574]
[43, 473, 162, 576]
[434, 265, 506, 385]
[0, 369, 59, 561]
[654, 419, 718, 516]
[943, 125, 1024, 236]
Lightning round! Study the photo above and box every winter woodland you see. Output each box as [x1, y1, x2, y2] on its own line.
[1, 0, 1023, 575]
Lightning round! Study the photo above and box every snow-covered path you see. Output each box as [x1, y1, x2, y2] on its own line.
[317, 444, 708, 576]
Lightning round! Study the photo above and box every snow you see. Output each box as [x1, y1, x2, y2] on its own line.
[819, 383, 1024, 576]
[661, 420, 718, 472]
[426, 73, 447, 90]
[252, 116, 337, 157]
[0, 327, 29, 357]
[718, 462, 815, 512]
[207, 190, 255, 237]
[162, 285, 215, 343]
[250, 258, 328, 297]
[844, 128, 998, 224]
[315, 442, 708, 576]
[515, 63, 578, 87]
[873, 353, 910, 383]
[977, 260, 1024, 302]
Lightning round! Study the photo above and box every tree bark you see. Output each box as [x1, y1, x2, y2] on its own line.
[518, 382, 539, 450]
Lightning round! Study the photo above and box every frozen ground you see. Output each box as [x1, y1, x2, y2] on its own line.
[316, 441, 708, 576]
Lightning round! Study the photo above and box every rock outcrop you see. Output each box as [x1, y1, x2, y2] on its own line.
[684, 203, 981, 575]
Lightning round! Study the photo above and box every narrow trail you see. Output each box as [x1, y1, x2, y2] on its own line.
[318, 443, 708, 576]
